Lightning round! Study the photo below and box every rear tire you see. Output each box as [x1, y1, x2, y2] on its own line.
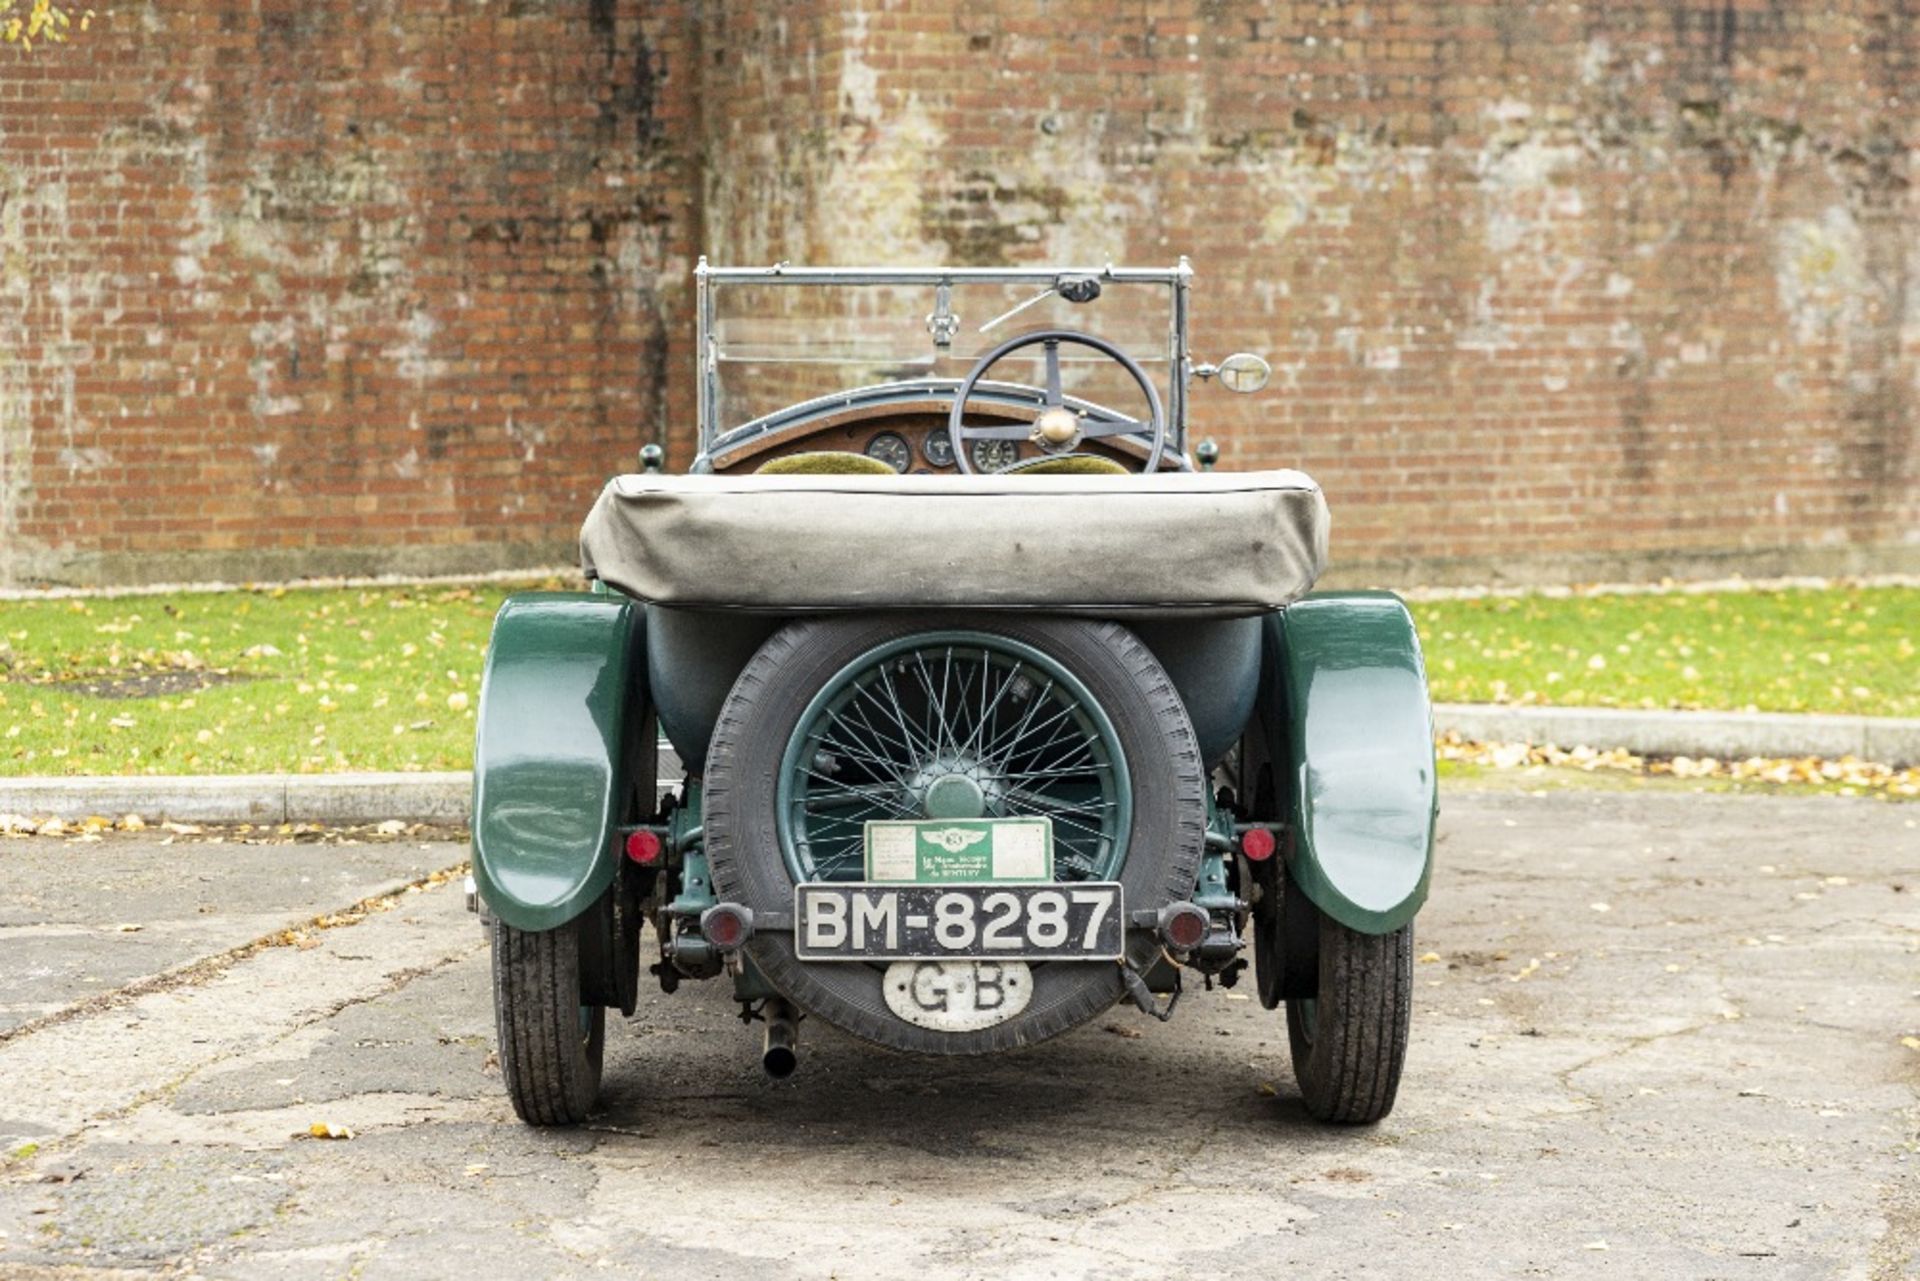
[492, 919, 605, 1126]
[705, 612, 1207, 1055]
[1285, 909, 1413, 1124]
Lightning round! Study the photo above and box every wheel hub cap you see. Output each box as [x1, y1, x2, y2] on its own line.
[922, 773, 986, 819]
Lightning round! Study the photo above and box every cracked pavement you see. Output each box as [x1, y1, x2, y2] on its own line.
[0, 790, 1915, 1279]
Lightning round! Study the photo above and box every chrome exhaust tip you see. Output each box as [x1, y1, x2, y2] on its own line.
[762, 998, 799, 1080]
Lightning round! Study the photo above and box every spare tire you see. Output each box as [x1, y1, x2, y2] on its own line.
[703, 614, 1206, 1055]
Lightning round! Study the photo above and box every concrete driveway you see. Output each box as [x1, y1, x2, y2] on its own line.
[0, 789, 1914, 1279]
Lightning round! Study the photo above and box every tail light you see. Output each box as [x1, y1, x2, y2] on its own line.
[701, 903, 754, 952]
[1240, 826, 1277, 862]
[624, 830, 663, 865]
[1157, 902, 1209, 951]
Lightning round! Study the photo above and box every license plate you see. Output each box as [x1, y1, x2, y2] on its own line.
[794, 882, 1124, 961]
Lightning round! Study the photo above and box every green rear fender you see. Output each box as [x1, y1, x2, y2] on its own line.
[472, 592, 646, 932]
[1261, 592, 1437, 934]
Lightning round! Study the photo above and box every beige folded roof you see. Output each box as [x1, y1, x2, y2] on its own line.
[579, 470, 1329, 617]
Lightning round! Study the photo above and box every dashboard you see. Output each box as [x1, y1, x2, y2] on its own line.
[707, 407, 1175, 475]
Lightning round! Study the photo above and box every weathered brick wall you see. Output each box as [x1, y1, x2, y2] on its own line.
[3, 1, 1915, 586]
[1, 0, 697, 585]
[699, 0, 1918, 583]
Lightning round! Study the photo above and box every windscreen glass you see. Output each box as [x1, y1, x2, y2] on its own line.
[708, 277, 1175, 436]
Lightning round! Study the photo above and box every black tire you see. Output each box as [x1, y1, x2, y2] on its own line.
[705, 613, 1207, 1056]
[492, 919, 606, 1125]
[1285, 908, 1413, 1124]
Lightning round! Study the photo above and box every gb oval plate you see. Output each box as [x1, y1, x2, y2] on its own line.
[883, 960, 1033, 1032]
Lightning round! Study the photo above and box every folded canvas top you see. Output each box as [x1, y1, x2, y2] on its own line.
[578, 470, 1329, 617]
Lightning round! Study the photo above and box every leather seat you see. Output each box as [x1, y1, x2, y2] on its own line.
[756, 452, 895, 476]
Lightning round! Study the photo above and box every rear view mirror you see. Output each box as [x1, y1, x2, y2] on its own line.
[1217, 352, 1271, 394]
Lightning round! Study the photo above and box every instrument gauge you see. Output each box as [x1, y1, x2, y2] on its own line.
[923, 427, 956, 468]
[969, 439, 1019, 472]
[864, 432, 912, 473]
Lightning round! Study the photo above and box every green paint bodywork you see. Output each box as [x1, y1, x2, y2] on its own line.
[472, 593, 646, 932]
[1261, 592, 1437, 934]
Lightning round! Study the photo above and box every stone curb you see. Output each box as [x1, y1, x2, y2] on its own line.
[1434, 704, 1920, 768]
[3, 706, 1916, 824]
[0, 772, 471, 825]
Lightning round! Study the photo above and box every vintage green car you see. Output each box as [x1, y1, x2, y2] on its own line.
[470, 262, 1436, 1126]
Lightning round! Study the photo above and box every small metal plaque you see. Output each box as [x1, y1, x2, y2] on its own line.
[862, 817, 1053, 884]
[883, 960, 1033, 1032]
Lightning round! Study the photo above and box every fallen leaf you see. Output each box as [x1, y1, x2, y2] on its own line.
[307, 1122, 353, 1140]
[1101, 1022, 1143, 1040]
[1256, 1081, 1278, 1097]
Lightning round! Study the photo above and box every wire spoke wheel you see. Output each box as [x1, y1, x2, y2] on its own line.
[706, 614, 1206, 1056]
[776, 632, 1132, 885]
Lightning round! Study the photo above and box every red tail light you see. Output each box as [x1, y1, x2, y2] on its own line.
[701, 903, 754, 952]
[1240, 826, 1277, 862]
[624, 830, 663, 865]
[1158, 902, 1209, 951]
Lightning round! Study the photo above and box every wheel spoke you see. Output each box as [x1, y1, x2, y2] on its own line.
[956, 657, 1023, 759]
[911, 650, 958, 757]
[959, 422, 1035, 442]
[842, 682, 924, 763]
[786, 637, 1126, 883]
[801, 772, 917, 818]
[1002, 761, 1112, 781]
[974, 678, 1061, 765]
[1000, 788, 1116, 816]
[1079, 416, 1149, 439]
[816, 727, 914, 785]
[982, 701, 1080, 773]
[876, 661, 934, 759]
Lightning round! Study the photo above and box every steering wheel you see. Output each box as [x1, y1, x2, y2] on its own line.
[948, 328, 1167, 474]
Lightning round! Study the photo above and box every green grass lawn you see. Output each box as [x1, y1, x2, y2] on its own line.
[0, 581, 1913, 777]
[1410, 586, 1918, 719]
[0, 580, 565, 777]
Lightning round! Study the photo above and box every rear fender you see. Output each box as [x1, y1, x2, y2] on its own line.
[472, 592, 646, 933]
[1260, 592, 1436, 934]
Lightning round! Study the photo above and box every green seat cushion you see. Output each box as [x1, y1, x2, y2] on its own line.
[756, 451, 896, 476]
[1007, 455, 1128, 475]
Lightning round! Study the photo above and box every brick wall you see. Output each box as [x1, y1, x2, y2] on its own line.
[2, 1, 1915, 586]
[0, 0, 697, 585]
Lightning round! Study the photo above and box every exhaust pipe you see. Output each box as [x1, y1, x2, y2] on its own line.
[762, 998, 799, 1080]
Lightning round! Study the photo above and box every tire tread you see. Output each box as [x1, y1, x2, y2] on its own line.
[492, 920, 604, 1125]
[1287, 913, 1412, 1125]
